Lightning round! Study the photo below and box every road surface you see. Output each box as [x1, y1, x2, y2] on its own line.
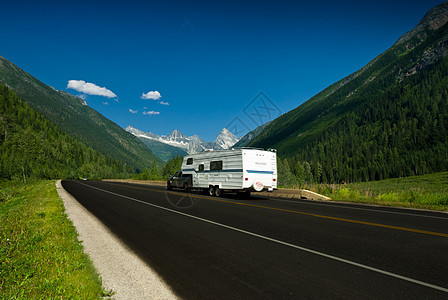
[62, 180, 448, 299]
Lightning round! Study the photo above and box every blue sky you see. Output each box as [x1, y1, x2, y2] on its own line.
[1, 0, 445, 141]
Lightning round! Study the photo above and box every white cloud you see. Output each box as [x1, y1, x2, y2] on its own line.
[67, 80, 117, 98]
[143, 111, 160, 115]
[103, 101, 109, 105]
[141, 91, 161, 100]
[159, 101, 170, 106]
[129, 109, 138, 114]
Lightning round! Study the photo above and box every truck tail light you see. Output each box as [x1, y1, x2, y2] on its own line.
[273, 178, 276, 181]
[245, 178, 248, 181]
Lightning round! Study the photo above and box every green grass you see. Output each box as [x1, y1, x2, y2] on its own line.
[307, 172, 448, 211]
[0, 179, 109, 299]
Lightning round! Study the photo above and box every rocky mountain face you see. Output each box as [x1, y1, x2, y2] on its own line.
[126, 126, 240, 154]
[395, 3, 448, 45]
[214, 128, 240, 149]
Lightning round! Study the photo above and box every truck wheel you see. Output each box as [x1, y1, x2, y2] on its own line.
[167, 182, 172, 190]
[214, 187, 222, 197]
[183, 183, 190, 192]
[208, 186, 215, 196]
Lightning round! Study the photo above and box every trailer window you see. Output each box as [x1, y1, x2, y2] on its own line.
[199, 164, 204, 171]
[186, 158, 193, 165]
[210, 160, 223, 171]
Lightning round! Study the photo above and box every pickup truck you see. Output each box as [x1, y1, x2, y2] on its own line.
[167, 171, 192, 191]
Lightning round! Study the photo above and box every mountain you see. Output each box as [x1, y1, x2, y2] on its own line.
[0, 82, 132, 179]
[125, 126, 188, 161]
[247, 2, 448, 183]
[126, 126, 240, 155]
[233, 121, 271, 148]
[139, 138, 188, 162]
[0, 55, 161, 171]
[214, 128, 240, 149]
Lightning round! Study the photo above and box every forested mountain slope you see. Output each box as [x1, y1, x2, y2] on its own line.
[0, 83, 132, 179]
[138, 137, 188, 161]
[248, 2, 448, 183]
[0, 56, 161, 171]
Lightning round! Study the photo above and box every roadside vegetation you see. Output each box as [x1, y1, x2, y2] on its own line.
[0, 179, 111, 298]
[303, 172, 448, 211]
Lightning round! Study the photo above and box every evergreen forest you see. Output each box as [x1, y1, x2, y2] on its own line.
[250, 20, 448, 187]
[0, 83, 134, 180]
[276, 56, 448, 187]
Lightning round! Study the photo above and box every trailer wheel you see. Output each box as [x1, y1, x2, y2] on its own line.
[208, 186, 215, 196]
[214, 187, 222, 197]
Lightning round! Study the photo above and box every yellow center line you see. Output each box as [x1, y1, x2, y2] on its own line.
[102, 181, 448, 238]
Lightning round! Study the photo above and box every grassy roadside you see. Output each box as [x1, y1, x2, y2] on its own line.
[305, 172, 448, 211]
[0, 179, 108, 298]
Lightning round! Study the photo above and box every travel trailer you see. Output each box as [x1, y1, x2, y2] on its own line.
[167, 148, 277, 197]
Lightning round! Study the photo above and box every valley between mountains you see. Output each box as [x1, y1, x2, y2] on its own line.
[2, 2, 448, 299]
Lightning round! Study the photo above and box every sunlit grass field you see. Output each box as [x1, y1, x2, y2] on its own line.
[0, 180, 109, 298]
[307, 172, 448, 211]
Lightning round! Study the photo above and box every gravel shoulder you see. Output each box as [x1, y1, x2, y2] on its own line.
[56, 180, 178, 299]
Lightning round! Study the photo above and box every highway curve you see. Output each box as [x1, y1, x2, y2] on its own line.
[62, 180, 448, 299]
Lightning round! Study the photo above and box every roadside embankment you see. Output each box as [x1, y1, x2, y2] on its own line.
[253, 188, 331, 201]
[102, 179, 331, 201]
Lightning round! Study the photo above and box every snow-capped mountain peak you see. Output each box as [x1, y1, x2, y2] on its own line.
[125, 125, 145, 136]
[126, 126, 240, 154]
[166, 129, 187, 141]
[214, 128, 240, 150]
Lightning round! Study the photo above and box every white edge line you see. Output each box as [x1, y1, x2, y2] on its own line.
[77, 181, 448, 294]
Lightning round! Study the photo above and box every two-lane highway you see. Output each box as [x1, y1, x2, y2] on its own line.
[62, 180, 448, 299]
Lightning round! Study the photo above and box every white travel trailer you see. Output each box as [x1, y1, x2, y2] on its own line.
[180, 148, 277, 197]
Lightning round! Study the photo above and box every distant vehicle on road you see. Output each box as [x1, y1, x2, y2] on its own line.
[167, 148, 277, 197]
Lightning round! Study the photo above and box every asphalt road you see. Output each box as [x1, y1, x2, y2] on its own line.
[62, 180, 448, 299]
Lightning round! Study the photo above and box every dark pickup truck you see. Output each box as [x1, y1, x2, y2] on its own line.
[167, 171, 192, 191]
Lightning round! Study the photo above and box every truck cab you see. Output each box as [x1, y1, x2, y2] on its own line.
[167, 171, 192, 191]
